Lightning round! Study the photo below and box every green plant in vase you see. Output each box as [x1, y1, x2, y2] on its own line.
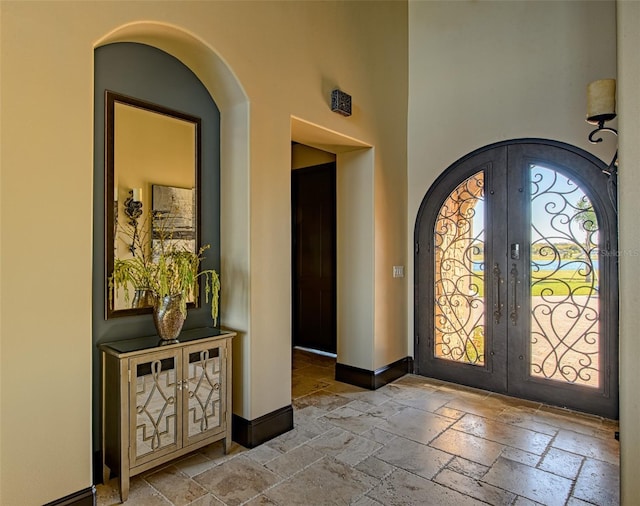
[109, 210, 220, 339]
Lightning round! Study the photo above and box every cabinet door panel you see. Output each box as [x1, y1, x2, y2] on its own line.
[184, 341, 226, 445]
[130, 349, 181, 466]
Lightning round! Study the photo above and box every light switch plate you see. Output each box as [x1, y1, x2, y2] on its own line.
[393, 265, 404, 278]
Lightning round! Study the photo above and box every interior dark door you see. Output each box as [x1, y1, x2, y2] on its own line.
[415, 140, 618, 418]
[292, 163, 337, 353]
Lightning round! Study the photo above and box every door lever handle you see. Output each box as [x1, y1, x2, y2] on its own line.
[511, 243, 520, 260]
[493, 264, 504, 324]
[510, 263, 520, 325]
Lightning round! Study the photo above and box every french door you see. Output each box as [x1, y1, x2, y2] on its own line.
[415, 140, 618, 418]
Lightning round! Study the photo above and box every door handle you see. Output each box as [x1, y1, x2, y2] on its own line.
[510, 263, 520, 325]
[493, 263, 504, 324]
[511, 243, 520, 260]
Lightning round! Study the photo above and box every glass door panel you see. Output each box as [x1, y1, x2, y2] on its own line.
[529, 165, 600, 387]
[434, 172, 486, 366]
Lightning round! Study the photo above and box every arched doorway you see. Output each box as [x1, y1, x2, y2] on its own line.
[414, 139, 618, 418]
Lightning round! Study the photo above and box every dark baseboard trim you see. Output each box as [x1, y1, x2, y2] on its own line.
[44, 486, 96, 506]
[336, 356, 413, 390]
[232, 405, 294, 449]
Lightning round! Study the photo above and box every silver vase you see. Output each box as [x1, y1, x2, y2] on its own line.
[153, 294, 186, 340]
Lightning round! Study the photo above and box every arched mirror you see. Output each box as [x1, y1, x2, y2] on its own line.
[105, 90, 201, 318]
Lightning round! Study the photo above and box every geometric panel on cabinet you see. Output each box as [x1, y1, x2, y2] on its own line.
[135, 357, 178, 458]
[187, 346, 222, 439]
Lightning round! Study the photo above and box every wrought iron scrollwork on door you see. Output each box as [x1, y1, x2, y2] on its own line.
[433, 172, 486, 366]
[529, 165, 601, 387]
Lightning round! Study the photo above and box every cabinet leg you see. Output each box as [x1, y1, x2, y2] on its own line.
[119, 473, 130, 503]
[223, 435, 231, 454]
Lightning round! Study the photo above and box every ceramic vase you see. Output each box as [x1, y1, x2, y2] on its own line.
[153, 294, 186, 340]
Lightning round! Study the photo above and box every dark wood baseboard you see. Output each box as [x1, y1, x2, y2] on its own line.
[335, 356, 413, 390]
[44, 486, 96, 506]
[232, 405, 294, 449]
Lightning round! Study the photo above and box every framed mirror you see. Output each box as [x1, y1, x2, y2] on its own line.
[105, 91, 202, 318]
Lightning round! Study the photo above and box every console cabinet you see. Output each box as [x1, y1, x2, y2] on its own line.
[100, 327, 235, 502]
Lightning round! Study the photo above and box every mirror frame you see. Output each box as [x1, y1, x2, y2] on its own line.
[105, 90, 202, 319]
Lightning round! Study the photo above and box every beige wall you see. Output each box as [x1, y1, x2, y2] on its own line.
[0, 1, 407, 503]
[617, 1, 640, 502]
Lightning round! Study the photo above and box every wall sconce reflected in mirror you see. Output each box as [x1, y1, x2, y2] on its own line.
[124, 188, 143, 256]
[587, 79, 618, 177]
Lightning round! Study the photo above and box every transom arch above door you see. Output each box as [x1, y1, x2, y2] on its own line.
[414, 139, 618, 419]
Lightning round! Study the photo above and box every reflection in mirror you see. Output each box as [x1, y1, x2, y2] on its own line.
[105, 91, 201, 318]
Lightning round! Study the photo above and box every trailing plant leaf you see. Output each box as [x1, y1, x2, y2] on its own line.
[109, 209, 220, 325]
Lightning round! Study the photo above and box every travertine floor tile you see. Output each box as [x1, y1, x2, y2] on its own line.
[245, 442, 283, 465]
[572, 457, 620, 505]
[173, 453, 218, 478]
[376, 406, 453, 444]
[264, 426, 320, 453]
[291, 375, 331, 398]
[98, 476, 171, 506]
[184, 494, 225, 506]
[306, 427, 382, 465]
[292, 389, 351, 413]
[538, 446, 584, 480]
[434, 468, 516, 505]
[374, 434, 452, 480]
[354, 455, 397, 480]
[552, 428, 620, 465]
[193, 455, 280, 506]
[395, 390, 457, 413]
[322, 405, 384, 434]
[145, 465, 207, 506]
[367, 468, 487, 506]
[499, 446, 541, 467]
[482, 456, 573, 506]
[454, 413, 553, 455]
[263, 457, 374, 505]
[264, 444, 324, 478]
[566, 497, 596, 506]
[242, 494, 279, 506]
[446, 456, 490, 479]
[363, 398, 411, 420]
[430, 428, 504, 466]
[513, 497, 545, 506]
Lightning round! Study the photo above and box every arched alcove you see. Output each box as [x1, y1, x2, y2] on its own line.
[94, 21, 251, 424]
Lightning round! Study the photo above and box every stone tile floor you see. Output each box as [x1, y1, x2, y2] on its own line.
[97, 348, 620, 505]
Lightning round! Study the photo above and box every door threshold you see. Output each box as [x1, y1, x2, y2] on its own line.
[293, 346, 337, 358]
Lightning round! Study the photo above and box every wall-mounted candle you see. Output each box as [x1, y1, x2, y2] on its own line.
[132, 188, 142, 202]
[587, 79, 616, 122]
